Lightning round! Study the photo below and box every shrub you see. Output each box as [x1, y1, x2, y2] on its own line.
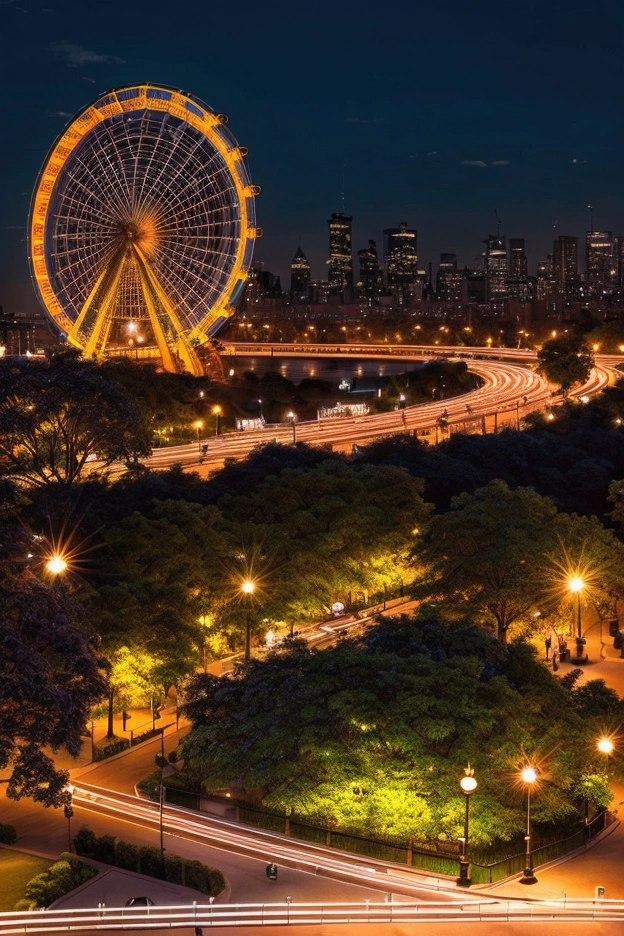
[0, 823, 17, 844]
[73, 826, 97, 858]
[164, 853, 184, 885]
[115, 839, 139, 872]
[18, 857, 97, 909]
[92, 834, 116, 865]
[93, 738, 130, 762]
[138, 846, 164, 879]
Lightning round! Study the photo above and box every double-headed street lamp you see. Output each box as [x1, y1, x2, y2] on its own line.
[241, 580, 255, 663]
[519, 766, 538, 884]
[457, 766, 477, 887]
[568, 577, 587, 664]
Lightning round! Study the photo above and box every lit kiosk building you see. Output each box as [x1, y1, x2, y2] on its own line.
[585, 230, 615, 298]
[553, 235, 578, 301]
[327, 212, 354, 301]
[289, 246, 311, 303]
[384, 221, 419, 305]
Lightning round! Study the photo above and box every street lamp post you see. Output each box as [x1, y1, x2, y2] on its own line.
[212, 405, 222, 436]
[258, 399, 264, 422]
[568, 577, 587, 664]
[194, 421, 203, 456]
[241, 580, 255, 663]
[287, 411, 297, 444]
[519, 766, 538, 884]
[457, 767, 477, 887]
[64, 784, 74, 853]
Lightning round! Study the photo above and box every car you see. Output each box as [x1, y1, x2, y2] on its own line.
[125, 897, 155, 907]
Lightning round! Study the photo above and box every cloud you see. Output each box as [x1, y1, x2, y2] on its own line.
[461, 159, 510, 168]
[54, 110, 72, 117]
[48, 40, 125, 66]
[82, 76, 96, 83]
[345, 116, 380, 124]
[426, 151, 437, 156]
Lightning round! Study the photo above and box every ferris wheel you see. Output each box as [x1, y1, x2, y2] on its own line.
[29, 84, 261, 375]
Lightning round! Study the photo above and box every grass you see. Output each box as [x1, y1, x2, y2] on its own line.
[0, 847, 52, 911]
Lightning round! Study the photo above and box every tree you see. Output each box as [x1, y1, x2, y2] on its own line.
[0, 522, 107, 805]
[0, 354, 152, 487]
[413, 480, 560, 642]
[537, 334, 594, 394]
[181, 610, 610, 847]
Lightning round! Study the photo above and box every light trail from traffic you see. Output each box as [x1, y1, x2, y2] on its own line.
[1, 896, 624, 932]
[144, 344, 621, 473]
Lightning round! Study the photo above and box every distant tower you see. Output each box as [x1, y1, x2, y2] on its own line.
[436, 253, 462, 302]
[384, 221, 418, 304]
[327, 212, 353, 298]
[357, 240, 382, 303]
[536, 255, 557, 300]
[552, 235, 578, 300]
[290, 246, 311, 303]
[586, 230, 614, 296]
[507, 239, 532, 301]
[483, 234, 507, 302]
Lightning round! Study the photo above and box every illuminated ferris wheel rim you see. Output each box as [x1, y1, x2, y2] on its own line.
[29, 82, 261, 364]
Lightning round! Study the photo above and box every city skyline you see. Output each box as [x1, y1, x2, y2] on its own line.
[2, 0, 624, 317]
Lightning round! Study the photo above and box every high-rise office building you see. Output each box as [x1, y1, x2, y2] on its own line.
[536, 255, 556, 300]
[327, 212, 353, 297]
[289, 246, 311, 302]
[552, 235, 578, 300]
[508, 239, 528, 279]
[614, 236, 624, 293]
[586, 230, 615, 296]
[483, 235, 508, 301]
[507, 238, 532, 301]
[357, 240, 382, 303]
[384, 221, 418, 303]
[436, 253, 462, 302]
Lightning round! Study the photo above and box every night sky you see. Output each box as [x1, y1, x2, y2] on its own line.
[2, 0, 624, 315]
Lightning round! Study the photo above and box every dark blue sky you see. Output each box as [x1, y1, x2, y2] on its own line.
[2, 0, 624, 314]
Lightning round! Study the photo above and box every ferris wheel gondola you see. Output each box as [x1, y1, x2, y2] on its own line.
[29, 84, 260, 374]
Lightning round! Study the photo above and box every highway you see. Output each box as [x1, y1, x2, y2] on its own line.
[143, 344, 622, 474]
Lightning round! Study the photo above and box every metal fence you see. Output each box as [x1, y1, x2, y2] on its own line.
[161, 789, 614, 884]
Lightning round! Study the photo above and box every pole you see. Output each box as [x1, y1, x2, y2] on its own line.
[520, 786, 537, 883]
[159, 729, 165, 861]
[245, 613, 251, 664]
[457, 794, 471, 885]
[291, 418, 296, 444]
[196, 425, 201, 454]
[91, 720, 95, 762]
[577, 592, 582, 640]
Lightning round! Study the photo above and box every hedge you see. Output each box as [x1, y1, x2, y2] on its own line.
[73, 827, 225, 896]
[0, 824, 17, 845]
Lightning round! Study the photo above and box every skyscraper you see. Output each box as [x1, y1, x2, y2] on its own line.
[289, 246, 311, 303]
[586, 231, 615, 296]
[536, 255, 556, 300]
[552, 235, 578, 300]
[384, 221, 418, 303]
[357, 240, 382, 304]
[508, 239, 528, 280]
[436, 253, 462, 302]
[327, 212, 353, 298]
[483, 235, 507, 302]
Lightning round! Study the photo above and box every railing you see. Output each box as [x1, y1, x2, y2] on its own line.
[2, 898, 624, 932]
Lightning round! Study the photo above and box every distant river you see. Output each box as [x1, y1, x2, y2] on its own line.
[226, 356, 424, 385]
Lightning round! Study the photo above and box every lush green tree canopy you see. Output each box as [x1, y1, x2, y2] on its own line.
[413, 480, 624, 642]
[0, 354, 151, 487]
[537, 334, 594, 394]
[181, 610, 612, 848]
[0, 523, 107, 805]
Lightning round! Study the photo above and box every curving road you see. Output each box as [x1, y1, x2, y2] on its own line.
[144, 344, 621, 474]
